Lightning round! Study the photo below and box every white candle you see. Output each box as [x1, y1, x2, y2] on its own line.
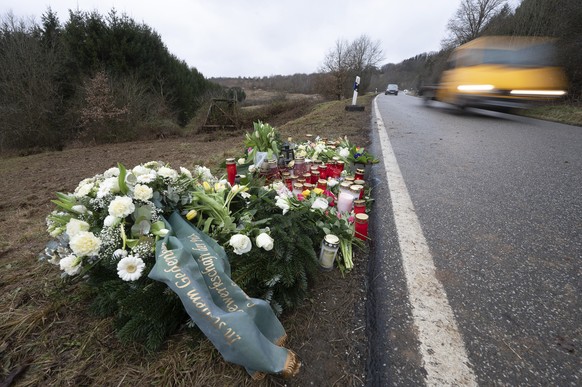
[337, 192, 354, 213]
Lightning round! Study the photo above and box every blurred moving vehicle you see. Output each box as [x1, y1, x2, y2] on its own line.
[385, 84, 399, 95]
[420, 36, 567, 111]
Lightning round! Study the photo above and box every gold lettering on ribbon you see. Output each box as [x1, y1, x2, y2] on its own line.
[162, 241, 241, 346]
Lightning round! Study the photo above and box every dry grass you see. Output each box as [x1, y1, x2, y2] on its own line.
[0, 94, 374, 386]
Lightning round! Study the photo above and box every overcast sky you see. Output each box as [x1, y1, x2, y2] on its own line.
[3, 1, 519, 78]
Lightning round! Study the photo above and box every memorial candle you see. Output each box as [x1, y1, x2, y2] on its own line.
[226, 158, 237, 185]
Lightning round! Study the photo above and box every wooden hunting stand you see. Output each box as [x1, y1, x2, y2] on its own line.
[201, 98, 239, 131]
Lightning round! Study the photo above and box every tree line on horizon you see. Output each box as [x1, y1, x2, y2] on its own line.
[215, 0, 581, 102]
[2, 1, 580, 152]
[0, 8, 221, 152]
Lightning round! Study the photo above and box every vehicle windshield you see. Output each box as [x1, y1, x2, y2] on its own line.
[456, 43, 558, 68]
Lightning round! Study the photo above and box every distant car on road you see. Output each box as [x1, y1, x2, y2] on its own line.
[385, 84, 399, 95]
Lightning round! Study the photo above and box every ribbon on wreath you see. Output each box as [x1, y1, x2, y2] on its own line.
[148, 212, 300, 380]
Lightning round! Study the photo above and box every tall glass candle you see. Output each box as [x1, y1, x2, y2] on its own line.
[226, 158, 237, 186]
[319, 234, 340, 270]
[355, 213, 369, 240]
[337, 191, 354, 213]
[353, 199, 366, 214]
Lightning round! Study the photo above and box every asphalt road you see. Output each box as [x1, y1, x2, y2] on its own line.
[367, 93, 581, 386]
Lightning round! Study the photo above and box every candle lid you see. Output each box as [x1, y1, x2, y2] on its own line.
[354, 179, 365, 185]
[350, 184, 363, 192]
[355, 213, 369, 222]
[226, 158, 236, 164]
[353, 199, 366, 206]
[324, 234, 340, 245]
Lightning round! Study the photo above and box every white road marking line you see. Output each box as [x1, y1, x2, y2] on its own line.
[374, 98, 477, 386]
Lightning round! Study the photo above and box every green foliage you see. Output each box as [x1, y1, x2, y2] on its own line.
[0, 8, 221, 151]
[89, 270, 188, 351]
[229, 191, 323, 314]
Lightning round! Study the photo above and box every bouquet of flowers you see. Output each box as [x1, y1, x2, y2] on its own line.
[40, 121, 377, 354]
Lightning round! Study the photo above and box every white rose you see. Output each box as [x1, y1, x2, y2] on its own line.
[132, 165, 151, 176]
[338, 147, 350, 158]
[103, 215, 120, 227]
[311, 197, 329, 211]
[237, 158, 246, 165]
[108, 196, 135, 218]
[180, 167, 192, 178]
[229, 234, 252, 255]
[103, 167, 120, 178]
[327, 178, 339, 187]
[158, 166, 178, 180]
[69, 231, 101, 257]
[66, 218, 90, 238]
[275, 197, 290, 215]
[59, 254, 82, 276]
[256, 233, 274, 251]
[133, 184, 153, 201]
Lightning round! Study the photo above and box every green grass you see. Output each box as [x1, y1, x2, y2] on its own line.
[520, 102, 582, 127]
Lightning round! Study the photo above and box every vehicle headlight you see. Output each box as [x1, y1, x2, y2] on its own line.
[509, 90, 566, 96]
[457, 84, 495, 92]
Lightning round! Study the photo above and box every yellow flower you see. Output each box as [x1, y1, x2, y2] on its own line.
[186, 210, 197, 220]
[202, 181, 211, 192]
[313, 188, 324, 195]
[302, 189, 311, 197]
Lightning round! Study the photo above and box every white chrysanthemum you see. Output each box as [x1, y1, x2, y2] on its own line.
[314, 143, 326, 153]
[66, 218, 90, 238]
[108, 196, 135, 218]
[311, 197, 329, 211]
[117, 255, 146, 281]
[59, 254, 82, 275]
[103, 167, 120, 178]
[229, 234, 252, 255]
[179, 167, 192, 178]
[256, 233, 274, 251]
[248, 164, 257, 173]
[158, 166, 178, 180]
[69, 231, 101, 257]
[133, 184, 153, 201]
[74, 182, 94, 198]
[136, 171, 156, 183]
[97, 177, 120, 198]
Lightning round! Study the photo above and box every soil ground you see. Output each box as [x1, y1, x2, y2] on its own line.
[0, 93, 373, 386]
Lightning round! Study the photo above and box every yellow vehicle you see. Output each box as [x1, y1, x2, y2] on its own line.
[422, 36, 568, 111]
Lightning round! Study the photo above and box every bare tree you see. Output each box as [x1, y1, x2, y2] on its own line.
[442, 0, 508, 48]
[319, 39, 351, 100]
[347, 35, 384, 92]
[319, 35, 384, 99]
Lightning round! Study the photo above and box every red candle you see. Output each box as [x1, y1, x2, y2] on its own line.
[318, 164, 328, 180]
[355, 213, 369, 240]
[353, 200, 366, 214]
[355, 168, 365, 181]
[226, 158, 237, 185]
